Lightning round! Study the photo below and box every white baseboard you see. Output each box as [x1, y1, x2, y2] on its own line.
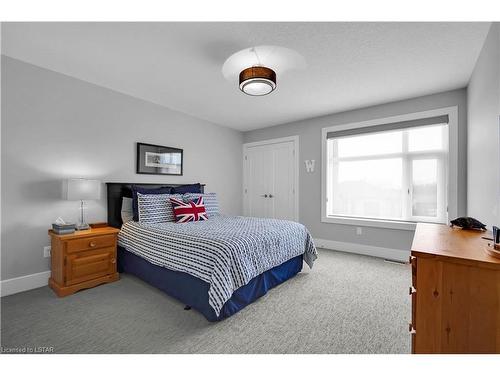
[1, 270, 51, 297]
[314, 238, 409, 262]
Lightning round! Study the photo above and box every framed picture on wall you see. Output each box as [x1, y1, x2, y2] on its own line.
[136, 142, 183, 175]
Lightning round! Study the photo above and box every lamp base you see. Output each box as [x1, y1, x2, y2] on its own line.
[76, 223, 90, 231]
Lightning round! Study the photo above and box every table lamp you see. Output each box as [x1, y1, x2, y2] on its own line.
[65, 178, 101, 230]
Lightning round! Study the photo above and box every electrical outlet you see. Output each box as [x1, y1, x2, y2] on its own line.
[43, 246, 51, 258]
[356, 227, 363, 235]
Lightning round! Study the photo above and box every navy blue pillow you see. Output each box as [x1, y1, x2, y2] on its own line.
[171, 183, 202, 194]
[131, 185, 173, 221]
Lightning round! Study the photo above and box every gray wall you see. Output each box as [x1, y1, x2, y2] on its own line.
[244, 89, 468, 252]
[467, 23, 500, 228]
[1, 56, 243, 280]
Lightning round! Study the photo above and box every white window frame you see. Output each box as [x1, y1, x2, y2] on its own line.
[321, 106, 458, 231]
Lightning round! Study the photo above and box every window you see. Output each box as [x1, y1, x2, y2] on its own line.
[325, 120, 449, 225]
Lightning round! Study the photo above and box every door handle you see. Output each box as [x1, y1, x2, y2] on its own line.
[261, 194, 268, 198]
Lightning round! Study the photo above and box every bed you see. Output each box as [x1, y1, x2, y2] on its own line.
[107, 182, 317, 321]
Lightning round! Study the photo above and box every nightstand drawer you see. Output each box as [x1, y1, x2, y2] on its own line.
[66, 234, 116, 254]
[65, 247, 116, 286]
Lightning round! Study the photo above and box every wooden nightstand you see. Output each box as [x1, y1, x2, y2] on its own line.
[48, 224, 120, 297]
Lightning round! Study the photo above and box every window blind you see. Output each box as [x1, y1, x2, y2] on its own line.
[326, 115, 449, 139]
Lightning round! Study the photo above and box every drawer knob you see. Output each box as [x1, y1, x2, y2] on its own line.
[409, 323, 416, 334]
[89, 241, 97, 248]
[409, 286, 416, 295]
[111, 258, 116, 264]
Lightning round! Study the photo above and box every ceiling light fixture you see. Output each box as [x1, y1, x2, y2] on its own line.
[239, 66, 276, 96]
[223, 45, 305, 97]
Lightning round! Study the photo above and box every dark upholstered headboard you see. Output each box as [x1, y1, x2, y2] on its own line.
[106, 182, 205, 228]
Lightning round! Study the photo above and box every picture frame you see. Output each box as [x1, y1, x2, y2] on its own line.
[136, 142, 183, 175]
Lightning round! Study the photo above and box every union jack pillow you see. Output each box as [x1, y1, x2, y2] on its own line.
[170, 196, 208, 223]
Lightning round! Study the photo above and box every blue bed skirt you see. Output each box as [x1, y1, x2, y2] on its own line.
[117, 247, 303, 321]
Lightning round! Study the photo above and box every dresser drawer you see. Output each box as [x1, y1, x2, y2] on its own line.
[66, 234, 116, 254]
[65, 247, 116, 286]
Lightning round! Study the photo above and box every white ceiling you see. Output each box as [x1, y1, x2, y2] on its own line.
[1, 22, 491, 131]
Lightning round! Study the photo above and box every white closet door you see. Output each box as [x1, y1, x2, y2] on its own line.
[244, 137, 297, 221]
[271, 141, 296, 221]
[246, 145, 273, 218]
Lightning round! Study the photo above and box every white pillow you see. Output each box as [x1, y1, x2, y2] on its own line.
[121, 197, 134, 223]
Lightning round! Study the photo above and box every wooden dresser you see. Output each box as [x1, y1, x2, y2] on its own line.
[410, 223, 500, 353]
[48, 225, 120, 297]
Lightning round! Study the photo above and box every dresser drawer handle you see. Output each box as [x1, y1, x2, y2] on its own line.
[110, 258, 116, 264]
[89, 241, 97, 248]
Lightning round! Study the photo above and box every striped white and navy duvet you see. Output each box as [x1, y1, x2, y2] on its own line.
[118, 215, 317, 316]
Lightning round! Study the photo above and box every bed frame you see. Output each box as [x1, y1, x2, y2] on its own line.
[105, 182, 303, 321]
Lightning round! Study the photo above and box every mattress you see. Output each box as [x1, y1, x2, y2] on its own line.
[118, 215, 317, 316]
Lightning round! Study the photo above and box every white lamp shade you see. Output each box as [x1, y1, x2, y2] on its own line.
[65, 179, 101, 201]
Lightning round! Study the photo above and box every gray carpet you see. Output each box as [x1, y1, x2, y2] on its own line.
[1, 250, 411, 353]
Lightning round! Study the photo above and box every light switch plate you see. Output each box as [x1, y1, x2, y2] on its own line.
[43, 246, 51, 258]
